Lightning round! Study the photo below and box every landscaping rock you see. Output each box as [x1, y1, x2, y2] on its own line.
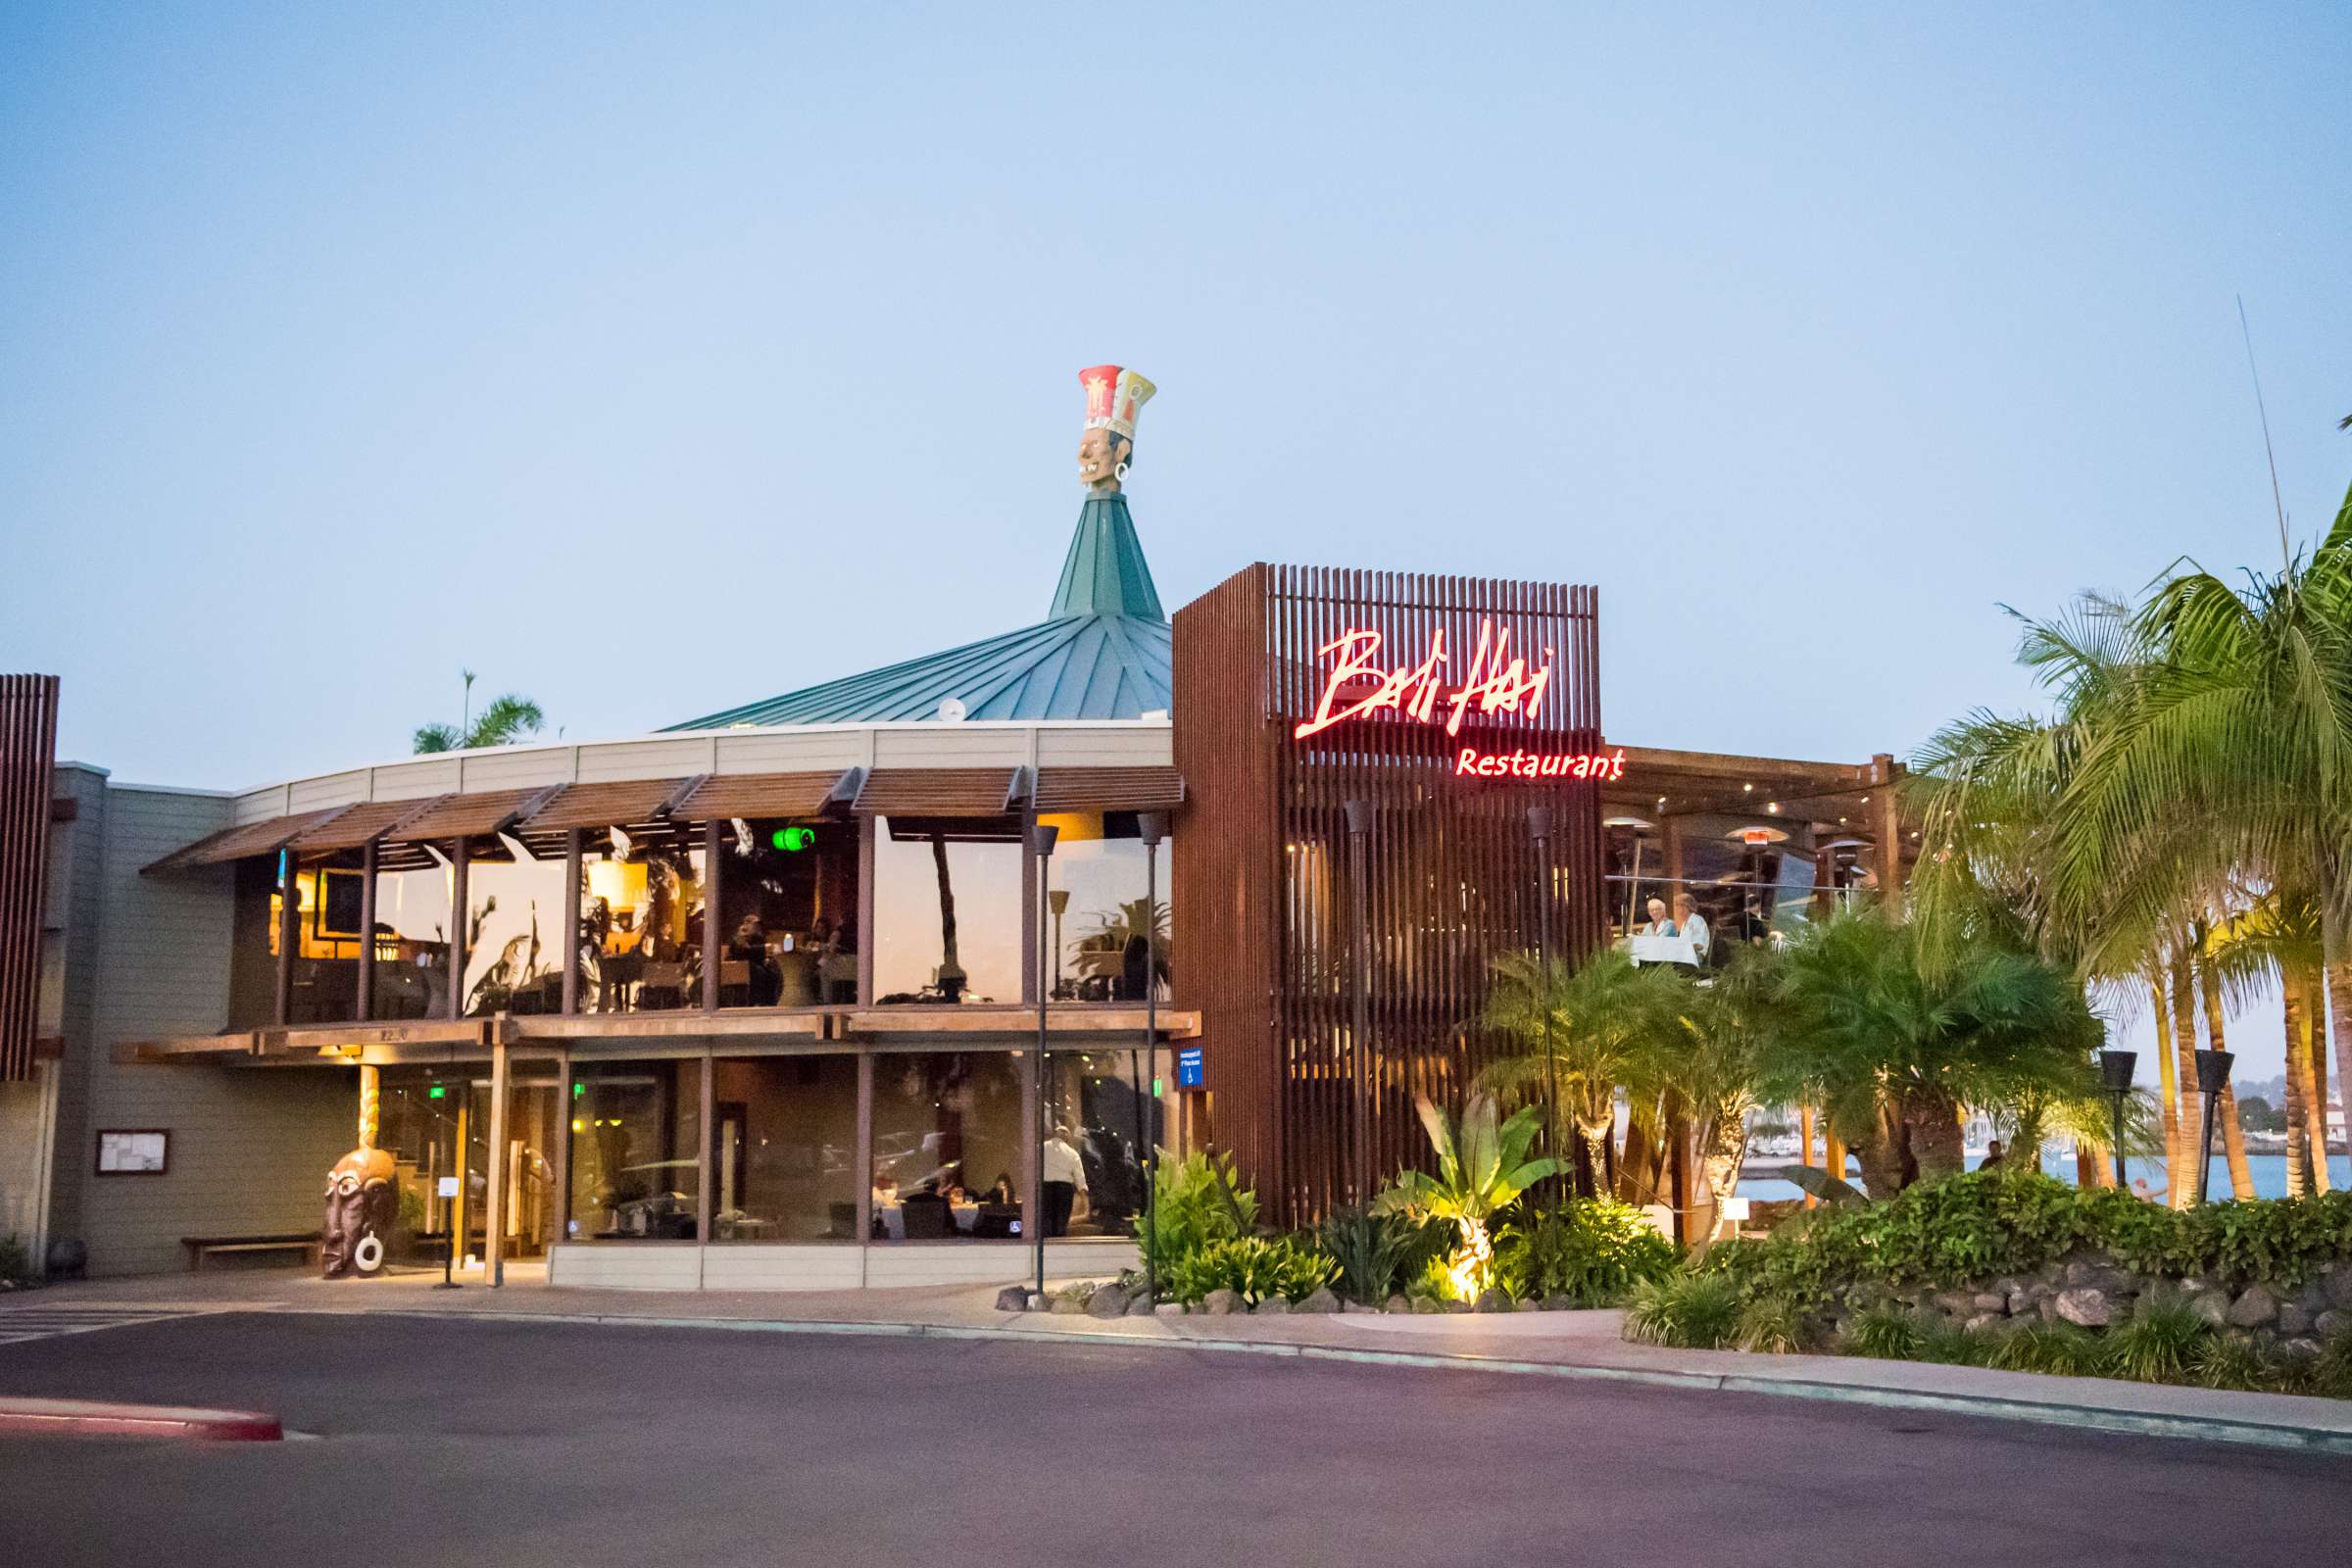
[1385, 1295, 1410, 1314]
[1050, 1293, 1090, 1316]
[1342, 1300, 1375, 1314]
[1514, 1298, 1541, 1311]
[2315, 1309, 2349, 1341]
[2324, 1265, 2352, 1311]
[2226, 1284, 2279, 1329]
[2295, 1282, 2331, 1315]
[1200, 1289, 1241, 1316]
[1412, 1296, 1447, 1314]
[1962, 1312, 2004, 1334]
[1253, 1297, 1292, 1315]
[1931, 1290, 1977, 1318]
[2053, 1287, 2113, 1328]
[995, 1286, 1030, 1312]
[2185, 1291, 2230, 1328]
[1087, 1284, 1128, 1318]
[1125, 1294, 1155, 1317]
[1153, 1301, 1187, 1318]
[1971, 1292, 2008, 1314]
[2280, 1337, 2325, 1361]
[2064, 1256, 2131, 1293]
[1540, 1295, 1575, 1312]
[1295, 1287, 1342, 1315]
[1472, 1288, 1512, 1314]
[2276, 1302, 2314, 1337]
[1025, 1292, 1047, 1311]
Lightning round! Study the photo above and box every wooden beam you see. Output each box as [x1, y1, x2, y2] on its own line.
[704, 817, 722, 1017]
[561, 828, 582, 1017]
[356, 839, 378, 1022]
[275, 852, 297, 1026]
[448, 838, 469, 1021]
[844, 1005, 1202, 1038]
[484, 1038, 510, 1287]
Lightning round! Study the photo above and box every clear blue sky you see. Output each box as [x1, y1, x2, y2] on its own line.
[5, 5, 2347, 1077]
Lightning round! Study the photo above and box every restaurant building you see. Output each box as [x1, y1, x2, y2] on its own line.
[0, 368, 1914, 1286]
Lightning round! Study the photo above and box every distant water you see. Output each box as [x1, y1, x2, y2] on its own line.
[1736, 1152, 2352, 1204]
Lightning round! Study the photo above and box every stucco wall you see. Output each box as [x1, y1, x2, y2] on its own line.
[60, 784, 352, 1277]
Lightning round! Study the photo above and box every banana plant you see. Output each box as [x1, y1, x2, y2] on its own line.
[1376, 1092, 1560, 1298]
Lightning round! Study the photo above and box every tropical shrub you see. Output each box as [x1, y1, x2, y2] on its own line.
[1138, 1149, 1258, 1280]
[1376, 1093, 1560, 1298]
[1623, 1272, 1741, 1349]
[1494, 1198, 1679, 1306]
[1163, 1235, 1336, 1307]
[1733, 1293, 1808, 1353]
[1844, 1304, 1925, 1360]
[1987, 1322, 2105, 1377]
[2103, 1298, 2210, 1383]
[1319, 1206, 1452, 1306]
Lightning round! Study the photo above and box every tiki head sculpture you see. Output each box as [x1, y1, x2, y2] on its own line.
[321, 1145, 399, 1279]
[1076, 364, 1155, 495]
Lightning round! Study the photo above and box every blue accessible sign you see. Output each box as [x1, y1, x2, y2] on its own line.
[1176, 1046, 1204, 1089]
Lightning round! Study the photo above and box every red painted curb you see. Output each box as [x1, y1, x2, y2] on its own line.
[0, 1396, 283, 1442]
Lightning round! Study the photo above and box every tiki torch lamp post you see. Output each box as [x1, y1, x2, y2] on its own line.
[1030, 821, 1059, 1298]
[2098, 1049, 2135, 1191]
[1136, 810, 1169, 1299]
[1345, 799, 1374, 1207]
[2193, 1047, 2232, 1205]
[1527, 807, 1561, 1178]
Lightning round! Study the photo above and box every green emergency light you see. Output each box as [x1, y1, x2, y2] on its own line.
[772, 826, 815, 853]
[572, 1081, 585, 1099]
[427, 1084, 446, 1101]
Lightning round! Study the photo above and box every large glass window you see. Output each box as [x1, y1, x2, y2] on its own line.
[710, 1055, 858, 1241]
[577, 833, 708, 1012]
[869, 1052, 1023, 1241]
[375, 1067, 463, 1269]
[1042, 1049, 1152, 1237]
[279, 853, 366, 1024]
[1038, 813, 1169, 1003]
[567, 1059, 704, 1241]
[710, 819, 859, 1008]
[461, 846, 570, 1017]
[873, 817, 1023, 1004]
[370, 854, 454, 1020]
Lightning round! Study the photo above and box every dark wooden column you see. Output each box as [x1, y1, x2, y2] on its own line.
[854, 1052, 874, 1253]
[703, 818, 722, 1014]
[560, 828, 582, 1016]
[447, 838, 468, 1021]
[356, 840, 379, 1021]
[274, 851, 298, 1025]
[856, 815, 875, 1006]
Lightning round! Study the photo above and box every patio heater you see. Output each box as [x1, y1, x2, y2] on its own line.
[1048, 889, 1070, 1000]
[2193, 1048, 2232, 1205]
[1030, 821, 1059, 1298]
[1527, 807, 1561, 1178]
[2098, 1049, 2136, 1190]
[1136, 810, 1169, 1301]
[1345, 799, 1374, 1207]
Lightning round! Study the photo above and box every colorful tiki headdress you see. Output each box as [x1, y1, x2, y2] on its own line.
[1080, 365, 1156, 441]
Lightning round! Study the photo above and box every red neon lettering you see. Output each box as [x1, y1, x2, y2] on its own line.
[1295, 618, 1554, 740]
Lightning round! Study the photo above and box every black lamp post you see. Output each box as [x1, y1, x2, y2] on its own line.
[1137, 810, 1168, 1301]
[1030, 821, 1059, 1298]
[1345, 799, 1374, 1206]
[1527, 806, 1560, 1181]
[2193, 1047, 2232, 1205]
[2098, 1049, 2136, 1191]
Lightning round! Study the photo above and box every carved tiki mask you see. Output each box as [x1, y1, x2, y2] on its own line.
[1076, 364, 1154, 494]
[321, 1146, 398, 1279]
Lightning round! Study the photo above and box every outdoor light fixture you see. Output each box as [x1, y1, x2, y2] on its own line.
[1345, 800, 1374, 1205]
[2193, 1048, 2232, 1204]
[1030, 821, 1058, 1298]
[770, 826, 815, 853]
[1137, 810, 1169, 1302]
[2098, 1049, 2136, 1190]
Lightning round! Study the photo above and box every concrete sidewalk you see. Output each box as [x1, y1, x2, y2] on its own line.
[16, 1266, 2352, 1455]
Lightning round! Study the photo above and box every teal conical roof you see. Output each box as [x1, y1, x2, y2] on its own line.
[1049, 494, 1162, 620]
[664, 496, 1172, 729]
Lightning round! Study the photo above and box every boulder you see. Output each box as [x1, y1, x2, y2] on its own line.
[1472, 1288, 1512, 1314]
[1412, 1296, 1448, 1314]
[2280, 1337, 2325, 1361]
[2226, 1284, 2278, 1329]
[1025, 1292, 1047, 1312]
[2275, 1301, 2314, 1338]
[2324, 1264, 2352, 1311]
[2053, 1287, 2113, 1328]
[1125, 1294, 1156, 1317]
[1931, 1291, 1977, 1318]
[1540, 1295, 1576, 1312]
[1252, 1296, 1292, 1315]
[1087, 1284, 1129, 1318]
[1963, 1312, 2005, 1334]
[1050, 1293, 1090, 1316]
[1514, 1298, 1542, 1311]
[995, 1285, 1031, 1312]
[1384, 1295, 1411, 1314]
[2185, 1291, 2230, 1328]
[2064, 1256, 2131, 1293]
[1153, 1301, 1187, 1318]
[1971, 1292, 2009, 1315]
[2314, 1309, 2349, 1341]
[1445, 1298, 1473, 1314]
[1295, 1287, 1342, 1315]
[1200, 1289, 1241, 1316]
[1342, 1300, 1375, 1314]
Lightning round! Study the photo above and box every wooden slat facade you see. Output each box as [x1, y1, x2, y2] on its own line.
[1032, 765, 1186, 813]
[383, 787, 556, 843]
[852, 767, 1022, 817]
[1, 674, 60, 1082]
[289, 797, 445, 853]
[1172, 565, 1604, 1225]
[143, 807, 351, 874]
[673, 769, 857, 821]
[518, 778, 693, 833]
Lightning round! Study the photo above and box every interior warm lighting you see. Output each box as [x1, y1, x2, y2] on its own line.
[1742, 782, 1753, 792]
[1766, 802, 1781, 813]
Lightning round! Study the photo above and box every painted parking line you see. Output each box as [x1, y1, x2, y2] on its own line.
[0, 1306, 224, 1347]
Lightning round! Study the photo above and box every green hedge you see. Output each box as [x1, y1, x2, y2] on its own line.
[1697, 1171, 2352, 1306]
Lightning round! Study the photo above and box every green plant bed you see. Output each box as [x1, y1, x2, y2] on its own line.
[1494, 1197, 1679, 1307]
[1163, 1235, 1336, 1307]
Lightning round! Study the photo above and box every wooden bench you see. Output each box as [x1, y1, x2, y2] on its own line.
[180, 1233, 322, 1272]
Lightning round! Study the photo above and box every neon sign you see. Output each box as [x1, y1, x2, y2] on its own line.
[1294, 618, 1552, 740]
[1456, 747, 1626, 780]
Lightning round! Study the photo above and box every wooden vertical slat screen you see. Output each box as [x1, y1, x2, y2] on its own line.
[1173, 569, 1602, 1226]
[0, 674, 62, 1082]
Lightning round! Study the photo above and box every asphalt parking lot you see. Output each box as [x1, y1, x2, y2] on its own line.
[2, 1312, 2346, 1567]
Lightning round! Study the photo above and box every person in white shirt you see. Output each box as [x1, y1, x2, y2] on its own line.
[1041, 1128, 1086, 1188]
[1673, 893, 1711, 962]
[1639, 897, 1678, 937]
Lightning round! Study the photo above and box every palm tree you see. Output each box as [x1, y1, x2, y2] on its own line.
[1477, 949, 1687, 1193]
[1752, 908, 2103, 1198]
[1374, 1093, 1559, 1298]
[414, 669, 547, 754]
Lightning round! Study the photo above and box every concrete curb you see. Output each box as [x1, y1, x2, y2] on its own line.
[0, 1396, 283, 1442]
[292, 1306, 2352, 1457]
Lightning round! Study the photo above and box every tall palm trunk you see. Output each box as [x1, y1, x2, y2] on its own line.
[2170, 954, 2202, 1209]
[2196, 950, 2256, 1200]
[2303, 960, 2334, 1192]
[2327, 904, 2352, 1191]
[2149, 970, 2179, 1200]
[2282, 970, 2313, 1197]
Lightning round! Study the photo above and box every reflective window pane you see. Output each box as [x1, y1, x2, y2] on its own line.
[873, 818, 1022, 1004]
[1042, 1049, 1151, 1236]
[567, 1059, 704, 1241]
[1038, 814, 1168, 1003]
[870, 1052, 1023, 1241]
[710, 1055, 858, 1241]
